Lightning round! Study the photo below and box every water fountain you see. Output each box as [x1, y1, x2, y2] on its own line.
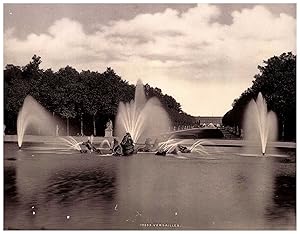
[115, 79, 171, 143]
[59, 136, 82, 151]
[100, 139, 113, 149]
[17, 95, 57, 148]
[156, 137, 209, 156]
[243, 92, 278, 155]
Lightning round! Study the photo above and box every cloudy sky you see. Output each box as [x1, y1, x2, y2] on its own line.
[4, 4, 296, 116]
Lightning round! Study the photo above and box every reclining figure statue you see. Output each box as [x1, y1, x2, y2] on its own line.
[80, 137, 101, 154]
[155, 144, 191, 156]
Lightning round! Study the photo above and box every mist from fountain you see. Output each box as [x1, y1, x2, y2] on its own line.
[60, 136, 82, 151]
[17, 95, 57, 148]
[100, 139, 113, 149]
[189, 139, 210, 155]
[243, 92, 278, 155]
[157, 137, 209, 155]
[115, 79, 171, 143]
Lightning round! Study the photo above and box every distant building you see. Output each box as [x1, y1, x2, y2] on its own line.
[195, 116, 222, 126]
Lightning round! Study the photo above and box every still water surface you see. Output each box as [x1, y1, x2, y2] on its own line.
[4, 143, 295, 230]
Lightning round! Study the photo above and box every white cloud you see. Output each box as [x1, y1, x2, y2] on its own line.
[4, 4, 296, 116]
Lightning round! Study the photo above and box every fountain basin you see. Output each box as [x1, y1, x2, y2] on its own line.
[4, 142, 295, 230]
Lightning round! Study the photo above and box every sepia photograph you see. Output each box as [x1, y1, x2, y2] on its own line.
[3, 2, 296, 230]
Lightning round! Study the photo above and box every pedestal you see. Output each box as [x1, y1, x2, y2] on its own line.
[105, 129, 113, 137]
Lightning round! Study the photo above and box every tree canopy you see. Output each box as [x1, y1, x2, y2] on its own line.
[4, 55, 196, 135]
[222, 52, 296, 140]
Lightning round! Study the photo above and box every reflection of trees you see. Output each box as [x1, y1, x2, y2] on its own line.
[5, 159, 119, 229]
[45, 169, 116, 204]
[4, 166, 18, 204]
[265, 175, 296, 225]
[4, 165, 20, 230]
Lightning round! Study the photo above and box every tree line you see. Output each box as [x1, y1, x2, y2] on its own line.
[4, 55, 196, 136]
[222, 52, 296, 141]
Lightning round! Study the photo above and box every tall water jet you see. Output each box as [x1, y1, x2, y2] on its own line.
[115, 79, 171, 143]
[17, 95, 57, 148]
[243, 92, 278, 155]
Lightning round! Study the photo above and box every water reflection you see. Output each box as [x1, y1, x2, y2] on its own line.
[4, 166, 20, 229]
[4, 144, 296, 230]
[5, 154, 119, 229]
[4, 166, 18, 203]
[265, 175, 296, 228]
[45, 169, 116, 204]
[273, 176, 296, 210]
[228, 157, 276, 229]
